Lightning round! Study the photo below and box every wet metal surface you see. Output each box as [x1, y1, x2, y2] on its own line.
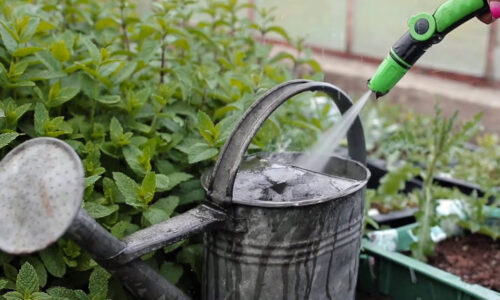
[0, 138, 84, 254]
[68, 209, 190, 300]
[202, 80, 369, 300]
[203, 153, 369, 300]
[233, 155, 364, 203]
[116, 204, 227, 264]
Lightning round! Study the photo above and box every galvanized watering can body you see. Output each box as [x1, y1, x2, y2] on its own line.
[202, 80, 369, 300]
[203, 154, 368, 300]
[0, 80, 369, 300]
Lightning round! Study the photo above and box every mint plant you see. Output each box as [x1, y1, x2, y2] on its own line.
[0, 0, 324, 297]
[0, 262, 110, 300]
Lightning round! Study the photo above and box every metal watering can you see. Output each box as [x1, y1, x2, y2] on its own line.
[0, 80, 369, 300]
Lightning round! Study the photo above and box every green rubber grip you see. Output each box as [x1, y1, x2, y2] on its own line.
[434, 0, 488, 33]
[368, 55, 408, 98]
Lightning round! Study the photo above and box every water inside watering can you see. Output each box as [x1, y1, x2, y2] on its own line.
[233, 157, 362, 202]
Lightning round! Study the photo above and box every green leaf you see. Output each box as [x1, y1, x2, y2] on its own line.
[84, 202, 118, 219]
[10, 60, 29, 77]
[48, 286, 88, 299]
[3, 291, 23, 300]
[164, 240, 186, 254]
[112, 172, 141, 207]
[39, 246, 66, 278]
[51, 40, 70, 62]
[25, 257, 47, 288]
[155, 174, 170, 192]
[177, 180, 205, 205]
[138, 39, 159, 62]
[197, 110, 217, 144]
[109, 117, 123, 144]
[0, 279, 7, 291]
[48, 83, 80, 107]
[143, 207, 168, 225]
[21, 69, 66, 81]
[156, 172, 193, 192]
[0, 21, 18, 53]
[19, 18, 40, 43]
[122, 145, 148, 176]
[7, 81, 35, 87]
[111, 221, 140, 239]
[269, 51, 296, 64]
[14, 103, 31, 121]
[95, 17, 119, 30]
[95, 95, 121, 105]
[82, 37, 101, 65]
[188, 144, 218, 163]
[177, 244, 204, 279]
[0, 132, 18, 150]
[143, 196, 179, 224]
[31, 292, 52, 300]
[4, 263, 18, 281]
[34, 103, 49, 136]
[88, 266, 110, 300]
[378, 164, 419, 195]
[35, 50, 62, 71]
[297, 58, 322, 73]
[140, 172, 156, 204]
[159, 261, 183, 285]
[112, 61, 137, 84]
[16, 262, 39, 295]
[12, 47, 44, 57]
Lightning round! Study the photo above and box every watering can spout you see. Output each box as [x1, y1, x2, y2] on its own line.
[0, 138, 201, 300]
[369, 0, 490, 97]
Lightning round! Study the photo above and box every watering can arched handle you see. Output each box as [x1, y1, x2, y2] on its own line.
[207, 80, 367, 204]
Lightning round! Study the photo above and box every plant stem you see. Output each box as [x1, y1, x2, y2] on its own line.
[160, 35, 166, 84]
[90, 81, 97, 127]
[120, 1, 130, 51]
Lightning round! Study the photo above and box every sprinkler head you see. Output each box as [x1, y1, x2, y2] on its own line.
[0, 138, 84, 254]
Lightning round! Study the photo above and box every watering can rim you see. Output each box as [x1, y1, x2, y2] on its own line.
[201, 152, 370, 208]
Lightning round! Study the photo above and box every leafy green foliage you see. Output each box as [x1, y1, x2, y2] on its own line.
[363, 102, 500, 239]
[367, 163, 420, 213]
[1, 262, 52, 300]
[450, 191, 500, 240]
[89, 267, 111, 300]
[0, 0, 323, 297]
[446, 134, 500, 188]
[377, 105, 482, 261]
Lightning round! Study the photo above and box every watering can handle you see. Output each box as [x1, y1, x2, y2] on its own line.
[207, 80, 367, 204]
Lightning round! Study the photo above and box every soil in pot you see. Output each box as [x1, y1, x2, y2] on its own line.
[429, 234, 500, 292]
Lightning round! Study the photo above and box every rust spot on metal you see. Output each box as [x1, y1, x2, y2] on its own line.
[39, 180, 54, 217]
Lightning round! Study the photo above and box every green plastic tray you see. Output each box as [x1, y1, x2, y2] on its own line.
[358, 225, 500, 300]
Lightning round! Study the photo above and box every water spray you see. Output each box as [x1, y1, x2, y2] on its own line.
[298, 0, 492, 169]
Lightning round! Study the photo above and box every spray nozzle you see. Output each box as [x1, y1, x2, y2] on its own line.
[368, 0, 491, 97]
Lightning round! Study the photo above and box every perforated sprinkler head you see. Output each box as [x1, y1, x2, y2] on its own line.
[0, 138, 84, 254]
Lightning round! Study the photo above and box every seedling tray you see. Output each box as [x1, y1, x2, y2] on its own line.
[358, 216, 500, 300]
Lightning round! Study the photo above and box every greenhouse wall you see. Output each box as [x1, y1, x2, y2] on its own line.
[252, 0, 500, 82]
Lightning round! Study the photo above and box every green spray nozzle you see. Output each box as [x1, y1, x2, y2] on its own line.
[369, 0, 490, 98]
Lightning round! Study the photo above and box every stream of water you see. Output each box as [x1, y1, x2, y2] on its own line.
[293, 90, 373, 172]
